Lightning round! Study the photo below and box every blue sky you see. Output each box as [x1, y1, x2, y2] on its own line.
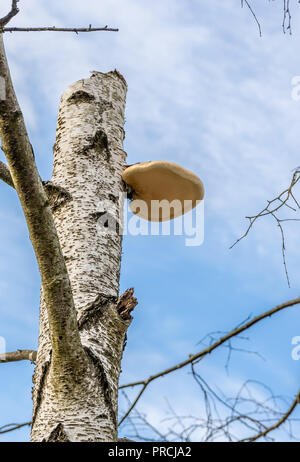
[0, 0, 299, 441]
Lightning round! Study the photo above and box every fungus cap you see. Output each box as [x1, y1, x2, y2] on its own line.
[122, 161, 204, 222]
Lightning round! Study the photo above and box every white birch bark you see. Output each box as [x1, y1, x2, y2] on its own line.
[31, 71, 133, 442]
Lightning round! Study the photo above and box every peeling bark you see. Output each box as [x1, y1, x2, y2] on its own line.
[31, 71, 133, 442]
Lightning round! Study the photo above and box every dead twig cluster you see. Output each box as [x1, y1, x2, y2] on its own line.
[120, 376, 300, 442]
[118, 296, 300, 427]
[230, 167, 300, 286]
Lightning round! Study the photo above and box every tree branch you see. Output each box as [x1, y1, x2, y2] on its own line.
[241, 0, 262, 37]
[0, 349, 36, 363]
[0, 160, 14, 187]
[241, 0, 300, 35]
[0, 165, 73, 209]
[0, 33, 86, 372]
[0, 421, 31, 435]
[2, 26, 118, 33]
[0, 1, 19, 27]
[119, 296, 300, 424]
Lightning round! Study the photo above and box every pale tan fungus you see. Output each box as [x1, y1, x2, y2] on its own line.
[122, 160, 205, 222]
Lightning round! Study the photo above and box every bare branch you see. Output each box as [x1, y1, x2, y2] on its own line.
[230, 168, 300, 286]
[0, 34, 86, 372]
[241, 0, 300, 35]
[119, 296, 300, 423]
[2, 26, 118, 33]
[121, 391, 168, 442]
[241, 0, 262, 36]
[0, 160, 14, 187]
[119, 384, 148, 426]
[241, 389, 300, 441]
[0, 2, 118, 34]
[0, 421, 31, 435]
[0, 349, 37, 363]
[121, 376, 300, 442]
[0, 1, 19, 27]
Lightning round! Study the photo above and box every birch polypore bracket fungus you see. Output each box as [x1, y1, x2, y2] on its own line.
[122, 161, 204, 222]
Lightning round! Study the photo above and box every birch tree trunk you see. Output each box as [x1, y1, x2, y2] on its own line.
[30, 70, 133, 442]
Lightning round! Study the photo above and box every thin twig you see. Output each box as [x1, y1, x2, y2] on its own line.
[241, 0, 300, 35]
[119, 384, 148, 426]
[230, 168, 300, 286]
[241, 0, 262, 36]
[0, 421, 31, 435]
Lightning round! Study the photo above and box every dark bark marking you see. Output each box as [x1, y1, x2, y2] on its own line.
[121, 333, 128, 365]
[78, 293, 117, 329]
[32, 357, 51, 425]
[82, 129, 111, 161]
[79, 129, 111, 161]
[84, 346, 117, 428]
[44, 423, 69, 442]
[91, 210, 120, 235]
[67, 90, 95, 104]
[118, 437, 136, 442]
[97, 413, 108, 420]
[43, 181, 72, 212]
[108, 193, 118, 203]
[93, 129, 109, 153]
[122, 180, 134, 200]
